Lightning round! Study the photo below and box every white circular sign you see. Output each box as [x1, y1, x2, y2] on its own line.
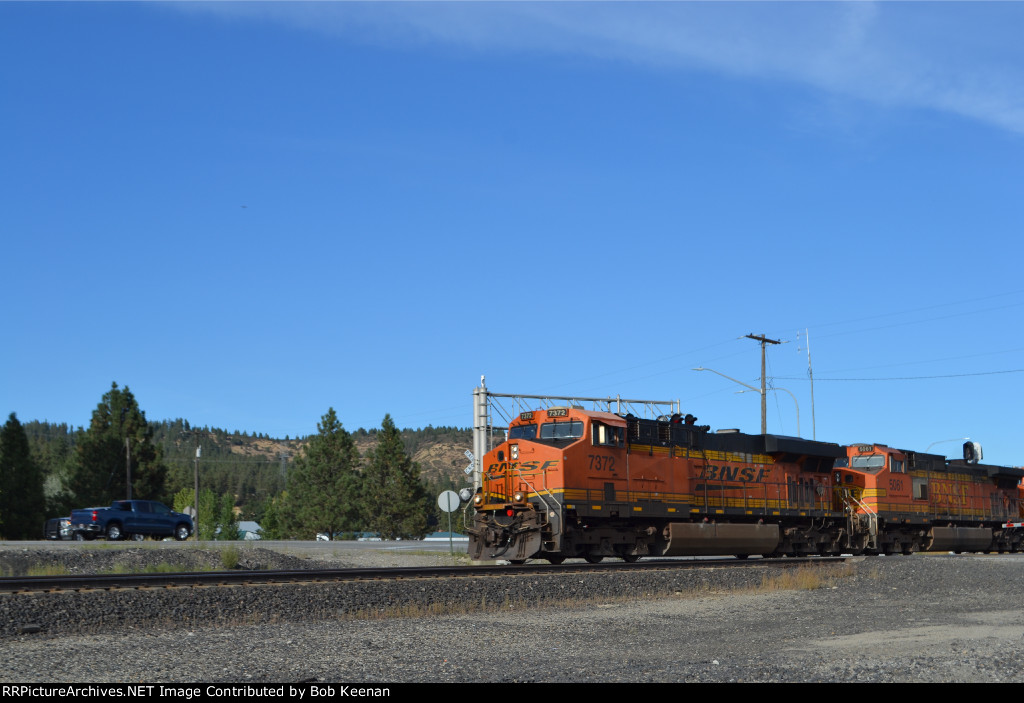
[437, 490, 460, 513]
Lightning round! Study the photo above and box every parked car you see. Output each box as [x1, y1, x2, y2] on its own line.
[44, 517, 72, 540]
[69, 500, 193, 541]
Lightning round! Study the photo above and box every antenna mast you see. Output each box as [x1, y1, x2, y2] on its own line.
[806, 328, 817, 440]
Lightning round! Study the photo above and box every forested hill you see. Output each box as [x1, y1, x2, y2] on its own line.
[155, 419, 473, 483]
[21, 418, 478, 521]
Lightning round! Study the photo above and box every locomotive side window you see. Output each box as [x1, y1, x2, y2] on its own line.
[509, 424, 537, 440]
[891, 458, 905, 474]
[593, 423, 624, 447]
[540, 421, 584, 440]
[913, 477, 928, 500]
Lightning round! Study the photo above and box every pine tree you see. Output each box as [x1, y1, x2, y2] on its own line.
[68, 382, 166, 506]
[173, 486, 193, 516]
[0, 413, 47, 539]
[197, 488, 218, 540]
[282, 408, 362, 539]
[362, 414, 429, 539]
[216, 493, 239, 540]
[259, 494, 285, 540]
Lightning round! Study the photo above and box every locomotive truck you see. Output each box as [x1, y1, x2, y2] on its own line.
[467, 407, 1024, 563]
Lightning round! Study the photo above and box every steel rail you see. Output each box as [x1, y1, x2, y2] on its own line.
[0, 557, 845, 594]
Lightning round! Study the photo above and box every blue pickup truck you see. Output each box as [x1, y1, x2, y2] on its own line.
[69, 500, 194, 541]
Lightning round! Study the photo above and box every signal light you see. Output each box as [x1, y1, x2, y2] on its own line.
[506, 509, 514, 517]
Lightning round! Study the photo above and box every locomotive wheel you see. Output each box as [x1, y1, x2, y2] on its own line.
[621, 554, 640, 563]
[546, 556, 565, 565]
[584, 554, 604, 564]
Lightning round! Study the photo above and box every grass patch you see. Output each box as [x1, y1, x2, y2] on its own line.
[757, 563, 854, 591]
[220, 545, 240, 570]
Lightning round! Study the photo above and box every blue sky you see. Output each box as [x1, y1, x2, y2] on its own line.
[3, 2, 1023, 465]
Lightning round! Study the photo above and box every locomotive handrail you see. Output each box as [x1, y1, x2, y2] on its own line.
[699, 477, 791, 516]
[840, 487, 878, 550]
[515, 464, 560, 536]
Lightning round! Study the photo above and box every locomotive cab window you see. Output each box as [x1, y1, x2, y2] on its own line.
[850, 454, 886, 473]
[540, 421, 584, 440]
[593, 423, 624, 447]
[509, 424, 537, 440]
[891, 458, 905, 474]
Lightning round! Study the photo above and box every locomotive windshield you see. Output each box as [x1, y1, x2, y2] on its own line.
[540, 421, 584, 440]
[850, 454, 886, 473]
[509, 424, 537, 440]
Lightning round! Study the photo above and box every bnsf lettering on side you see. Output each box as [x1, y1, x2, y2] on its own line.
[700, 466, 770, 482]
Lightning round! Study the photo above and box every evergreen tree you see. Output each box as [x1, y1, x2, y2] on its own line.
[282, 408, 361, 539]
[197, 488, 218, 540]
[23, 420, 78, 517]
[68, 383, 166, 506]
[0, 413, 47, 539]
[173, 486, 193, 516]
[216, 493, 239, 541]
[362, 414, 429, 539]
[258, 494, 285, 540]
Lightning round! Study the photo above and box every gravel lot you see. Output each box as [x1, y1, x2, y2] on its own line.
[3, 544, 1024, 683]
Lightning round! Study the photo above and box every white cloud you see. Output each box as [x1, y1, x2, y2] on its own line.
[176, 1, 1024, 135]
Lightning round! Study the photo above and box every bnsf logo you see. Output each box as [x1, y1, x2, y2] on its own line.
[699, 465, 770, 482]
[486, 460, 559, 474]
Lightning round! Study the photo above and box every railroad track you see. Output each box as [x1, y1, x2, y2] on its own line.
[0, 557, 845, 594]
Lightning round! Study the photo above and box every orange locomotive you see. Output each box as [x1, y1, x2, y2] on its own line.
[467, 407, 1024, 562]
[835, 443, 1024, 554]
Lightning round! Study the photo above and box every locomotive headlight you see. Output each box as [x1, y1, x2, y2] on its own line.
[510, 444, 519, 460]
[513, 491, 526, 504]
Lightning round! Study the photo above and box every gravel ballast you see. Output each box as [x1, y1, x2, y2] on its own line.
[3, 545, 1024, 683]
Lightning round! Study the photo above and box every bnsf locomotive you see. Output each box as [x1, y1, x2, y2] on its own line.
[467, 407, 1024, 563]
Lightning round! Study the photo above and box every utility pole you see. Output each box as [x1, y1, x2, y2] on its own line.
[125, 437, 132, 500]
[746, 333, 781, 434]
[194, 445, 201, 542]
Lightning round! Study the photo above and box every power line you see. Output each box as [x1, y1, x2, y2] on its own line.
[776, 288, 1024, 336]
[776, 368, 1024, 382]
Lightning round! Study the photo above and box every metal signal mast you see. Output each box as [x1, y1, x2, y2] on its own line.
[471, 376, 679, 490]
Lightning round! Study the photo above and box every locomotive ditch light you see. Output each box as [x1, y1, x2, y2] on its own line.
[513, 491, 527, 503]
[473, 494, 484, 507]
